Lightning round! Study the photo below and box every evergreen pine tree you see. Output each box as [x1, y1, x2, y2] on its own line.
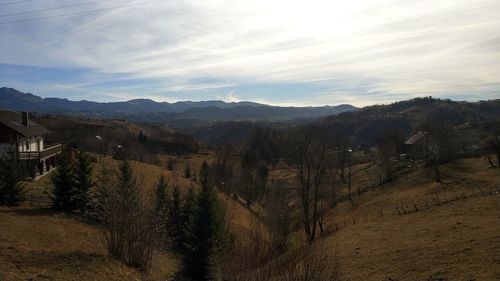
[180, 186, 196, 252]
[155, 174, 169, 247]
[155, 175, 168, 214]
[168, 183, 184, 251]
[74, 152, 94, 212]
[92, 163, 111, 221]
[52, 154, 77, 211]
[182, 187, 196, 224]
[0, 149, 26, 206]
[182, 161, 226, 280]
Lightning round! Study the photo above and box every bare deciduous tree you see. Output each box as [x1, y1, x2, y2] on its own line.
[334, 137, 350, 184]
[265, 179, 294, 251]
[292, 127, 330, 243]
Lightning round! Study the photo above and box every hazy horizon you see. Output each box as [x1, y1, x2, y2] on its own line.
[1, 0, 499, 107]
[4, 85, 499, 109]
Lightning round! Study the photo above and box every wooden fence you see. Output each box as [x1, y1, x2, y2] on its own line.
[324, 185, 499, 236]
[328, 208, 385, 234]
[392, 185, 500, 216]
[18, 192, 52, 208]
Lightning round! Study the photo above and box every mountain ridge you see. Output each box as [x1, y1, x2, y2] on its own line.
[0, 87, 358, 122]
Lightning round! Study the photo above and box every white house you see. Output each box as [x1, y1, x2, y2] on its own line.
[0, 110, 62, 180]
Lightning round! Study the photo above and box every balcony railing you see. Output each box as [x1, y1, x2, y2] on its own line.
[19, 144, 63, 160]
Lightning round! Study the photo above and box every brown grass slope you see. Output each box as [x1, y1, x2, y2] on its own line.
[323, 157, 500, 280]
[0, 208, 179, 281]
[0, 154, 260, 280]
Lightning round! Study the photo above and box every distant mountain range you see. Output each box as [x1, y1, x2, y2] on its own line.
[0, 87, 357, 124]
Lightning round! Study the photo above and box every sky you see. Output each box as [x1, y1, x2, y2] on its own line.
[0, 0, 499, 107]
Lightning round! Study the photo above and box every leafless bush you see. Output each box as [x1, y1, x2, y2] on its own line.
[220, 215, 276, 278]
[264, 179, 295, 251]
[224, 243, 341, 281]
[100, 161, 159, 270]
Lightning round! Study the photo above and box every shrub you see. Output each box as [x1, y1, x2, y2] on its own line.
[0, 149, 26, 206]
[224, 243, 341, 281]
[101, 160, 158, 269]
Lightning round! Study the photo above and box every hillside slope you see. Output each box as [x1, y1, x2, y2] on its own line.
[0, 155, 261, 280]
[322, 157, 500, 280]
[0, 208, 178, 281]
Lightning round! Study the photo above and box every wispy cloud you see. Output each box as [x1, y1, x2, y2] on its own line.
[1, 0, 499, 106]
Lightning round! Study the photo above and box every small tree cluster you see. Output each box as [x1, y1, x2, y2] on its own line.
[238, 160, 268, 207]
[376, 129, 405, 185]
[153, 175, 195, 253]
[0, 149, 26, 206]
[419, 117, 460, 182]
[52, 152, 93, 212]
[168, 183, 185, 251]
[209, 146, 234, 193]
[181, 161, 228, 281]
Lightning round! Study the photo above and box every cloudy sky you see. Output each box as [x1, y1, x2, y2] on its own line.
[1, 0, 499, 106]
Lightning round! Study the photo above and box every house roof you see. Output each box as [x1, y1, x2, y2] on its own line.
[404, 131, 427, 145]
[0, 110, 50, 137]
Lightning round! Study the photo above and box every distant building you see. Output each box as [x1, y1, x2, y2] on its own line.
[404, 130, 438, 162]
[0, 110, 62, 180]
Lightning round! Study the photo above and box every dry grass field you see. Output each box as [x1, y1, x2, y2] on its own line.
[331, 195, 500, 280]
[323, 157, 500, 280]
[0, 207, 179, 281]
